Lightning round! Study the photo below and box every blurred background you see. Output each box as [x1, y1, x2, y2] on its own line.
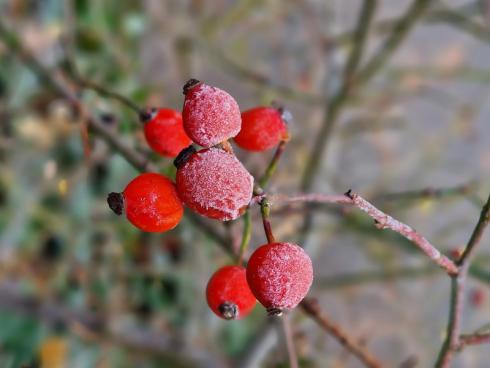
[0, 0, 490, 367]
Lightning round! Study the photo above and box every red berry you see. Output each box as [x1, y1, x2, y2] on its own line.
[108, 173, 183, 232]
[182, 79, 241, 147]
[143, 108, 191, 157]
[235, 106, 288, 151]
[206, 265, 256, 320]
[246, 242, 313, 314]
[175, 147, 253, 221]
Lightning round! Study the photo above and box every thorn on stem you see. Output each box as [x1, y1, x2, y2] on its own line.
[344, 189, 353, 199]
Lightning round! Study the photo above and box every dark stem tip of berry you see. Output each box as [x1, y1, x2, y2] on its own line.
[266, 307, 283, 317]
[107, 192, 124, 215]
[182, 78, 201, 95]
[173, 145, 196, 169]
[218, 302, 238, 320]
[139, 107, 157, 123]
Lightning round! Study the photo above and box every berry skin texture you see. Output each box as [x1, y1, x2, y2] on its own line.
[143, 108, 191, 157]
[206, 265, 256, 320]
[246, 242, 313, 313]
[182, 80, 241, 147]
[235, 107, 288, 151]
[110, 173, 183, 232]
[175, 148, 253, 221]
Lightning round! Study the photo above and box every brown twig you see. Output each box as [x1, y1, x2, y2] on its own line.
[435, 193, 490, 367]
[262, 190, 458, 275]
[457, 333, 490, 351]
[281, 313, 298, 368]
[345, 190, 459, 276]
[300, 298, 383, 368]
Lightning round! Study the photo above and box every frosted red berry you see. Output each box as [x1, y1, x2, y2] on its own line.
[175, 147, 253, 221]
[182, 79, 241, 147]
[246, 242, 313, 314]
[108, 173, 183, 232]
[206, 265, 256, 320]
[142, 108, 191, 157]
[235, 106, 289, 151]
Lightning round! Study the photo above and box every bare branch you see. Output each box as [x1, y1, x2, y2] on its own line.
[300, 298, 383, 368]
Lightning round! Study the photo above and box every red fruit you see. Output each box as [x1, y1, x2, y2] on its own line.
[143, 108, 191, 157]
[469, 288, 485, 308]
[108, 173, 183, 232]
[235, 106, 289, 151]
[246, 242, 313, 314]
[175, 147, 253, 221]
[206, 265, 256, 320]
[182, 79, 241, 147]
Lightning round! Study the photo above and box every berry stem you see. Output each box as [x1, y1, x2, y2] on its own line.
[260, 197, 275, 244]
[259, 140, 287, 189]
[237, 210, 252, 266]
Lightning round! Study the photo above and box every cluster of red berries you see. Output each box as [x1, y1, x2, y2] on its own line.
[108, 79, 312, 319]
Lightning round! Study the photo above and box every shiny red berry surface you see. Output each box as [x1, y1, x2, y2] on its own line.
[143, 108, 191, 157]
[234, 106, 288, 151]
[115, 173, 183, 232]
[182, 80, 241, 147]
[246, 242, 313, 312]
[175, 148, 253, 221]
[206, 265, 256, 320]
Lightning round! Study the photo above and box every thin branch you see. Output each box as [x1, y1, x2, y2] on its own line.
[259, 140, 287, 189]
[435, 193, 490, 366]
[300, 298, 383, 368]
[458, 193, 490, 267]
[300, 0, 379, 192]
[281, 313, 298, 368]
[357, 0, 433, 84]
[0, 283, 216, 367]
[345, 190, 459, 276]
[237, 210, 252, 265]
[263, 190, 458, 275]
[372, 182, 475, 203]
[457, 333, 490, 351]
[76, 78, 144, 116]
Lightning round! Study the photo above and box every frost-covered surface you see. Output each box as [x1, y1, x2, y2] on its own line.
[176, 148, 253, 220]
[247, 242, 313, 309]
[183, 83, 241, 147]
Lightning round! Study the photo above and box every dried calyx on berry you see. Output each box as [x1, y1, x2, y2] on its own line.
[139, 107, 158, 123]
[173, 145, 196, 169]
[107, 192, 124, 215]
[182, 78, 201, 95]
[218, 302, 239, 320]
